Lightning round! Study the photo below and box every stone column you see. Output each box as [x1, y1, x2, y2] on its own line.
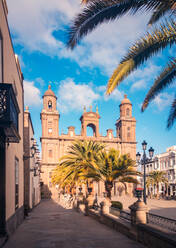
[100, 198, 111, 215]
[129, 200, 148, 225]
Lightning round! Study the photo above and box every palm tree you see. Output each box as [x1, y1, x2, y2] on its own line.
[68, 0, 175, 49]
[106, 20, 176, 128]
[52, 140, 105, 192]
[68, 0, 176, 127]
[85, 148, 139, 199]
[146, 171, 168, 198]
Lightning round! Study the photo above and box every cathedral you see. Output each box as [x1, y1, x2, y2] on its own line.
[40, 85, 136, 198]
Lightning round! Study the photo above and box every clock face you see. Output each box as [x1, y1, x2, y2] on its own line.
[48, 128, 52, 133]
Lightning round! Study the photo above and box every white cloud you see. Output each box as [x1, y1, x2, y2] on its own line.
[24, 80, 42, 107]
[153, 93, 174, 111]
[35, 77, 45, 87]
[57, 78, 124, 112]
[129, 63, 161, 91]
[60, 14, 150, 75]
[57, 78, 100, 112]
[7, 0, 151, 74]
[7, 0, 80, 53]
[104, 89, 124, 102]
[131, 79, 146, 91]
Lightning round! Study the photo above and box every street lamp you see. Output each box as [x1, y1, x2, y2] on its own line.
[23, 139, 36, 160]
[136, 140, 154, 204]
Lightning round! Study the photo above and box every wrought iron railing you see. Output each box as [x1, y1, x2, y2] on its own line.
[109, 207, 131, 222]
[147, 212, 176, 232]
[0, 83, 20, 143]
[120, 210, 131, 222]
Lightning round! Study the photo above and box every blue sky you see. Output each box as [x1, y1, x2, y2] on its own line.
[7, 0, 175, 155]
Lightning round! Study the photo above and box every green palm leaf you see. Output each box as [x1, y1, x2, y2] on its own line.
[68, 0, 168, 49]
[167, 96, 176, 128]
[107, 19, 176, 94]
[142, 57, 176, 111]
[148, 1, 175, 25]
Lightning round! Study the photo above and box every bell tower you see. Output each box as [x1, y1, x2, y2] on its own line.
[116, 95, 136, 159]
[40, 85, 59, 198]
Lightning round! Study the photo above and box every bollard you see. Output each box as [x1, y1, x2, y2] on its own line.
[129, 200, 148, 225]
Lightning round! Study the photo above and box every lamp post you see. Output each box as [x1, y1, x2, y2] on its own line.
[136, 140, 154, 204]
[23, 138, 36, 160]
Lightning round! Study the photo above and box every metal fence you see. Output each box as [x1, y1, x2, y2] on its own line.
[147, 213, 176, 232]
[120, 210, 131, 222]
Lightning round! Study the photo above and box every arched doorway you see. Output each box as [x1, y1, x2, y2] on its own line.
[86, 123, 96, 137]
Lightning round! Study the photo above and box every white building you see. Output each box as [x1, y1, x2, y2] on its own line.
[145, 146, 176, 197]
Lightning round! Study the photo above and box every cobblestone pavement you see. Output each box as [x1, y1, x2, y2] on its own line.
[4, 200, 144, 248]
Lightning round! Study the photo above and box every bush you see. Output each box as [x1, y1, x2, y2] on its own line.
[111, 201, 123, 210]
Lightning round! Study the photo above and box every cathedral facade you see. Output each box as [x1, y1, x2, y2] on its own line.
[40, 85, 136, 198]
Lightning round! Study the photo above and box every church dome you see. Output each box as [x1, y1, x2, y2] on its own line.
[121, 94, 131, 105]
[43, 85, 56, 98]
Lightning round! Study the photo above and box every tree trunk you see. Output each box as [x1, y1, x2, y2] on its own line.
[156, 183, 159, 199]
[105, 181, 113, 200]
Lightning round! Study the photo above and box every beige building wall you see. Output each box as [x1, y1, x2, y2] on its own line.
[0, 0, 24, 235]
[24, 107, 41, 210]
[41, 87, 137, 199]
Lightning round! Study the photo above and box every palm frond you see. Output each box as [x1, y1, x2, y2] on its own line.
[167, 96, 176, 128]
[68, 0, 165, 49]
[142, 57, 176, 111]
[148, 1, 175, 25]
[119, 176, 139, 184]
[107, 19, 176, 94]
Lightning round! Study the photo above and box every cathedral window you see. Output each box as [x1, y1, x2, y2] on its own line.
[127, 127, 130, 139]
[126, 108, 130, 116]
[48, 100, 52, 109]
[48, 128, 52, 134]
[49, 149, 53, 158]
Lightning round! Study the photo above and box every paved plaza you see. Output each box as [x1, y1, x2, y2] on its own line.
[110, 196, 176, 219]
[4, 200, 144, 248]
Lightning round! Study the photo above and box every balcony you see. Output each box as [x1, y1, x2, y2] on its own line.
[0, 83, 20, 143]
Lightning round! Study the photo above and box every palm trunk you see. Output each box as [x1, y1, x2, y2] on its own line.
[105, 181, 113, 200]
[156, 183, 159, 199]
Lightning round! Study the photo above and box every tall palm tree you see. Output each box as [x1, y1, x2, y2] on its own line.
[68, 0, 176, 127]
[85, 148, 139, 199]
[69, 0, 176, 49]
[52, 140, 105, 191]
[146, 171, 168, 198]
[106, 20, 176, 128]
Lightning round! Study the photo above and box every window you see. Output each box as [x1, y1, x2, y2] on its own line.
[49, 172, 52, 178]
[48, 100, 52, 109]
[49, 149, 52, 158]
[126, 108, 130, 116]
[127, 127, 130, 139]
[15, 158, 19, 209]
[48, 128, 52, 134]
[0, 32, 3, 82]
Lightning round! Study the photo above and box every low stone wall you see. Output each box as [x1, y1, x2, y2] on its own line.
[137, 224, 176, 248]
[76, 203, 176, 248]
[109, 207, 120, 217]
